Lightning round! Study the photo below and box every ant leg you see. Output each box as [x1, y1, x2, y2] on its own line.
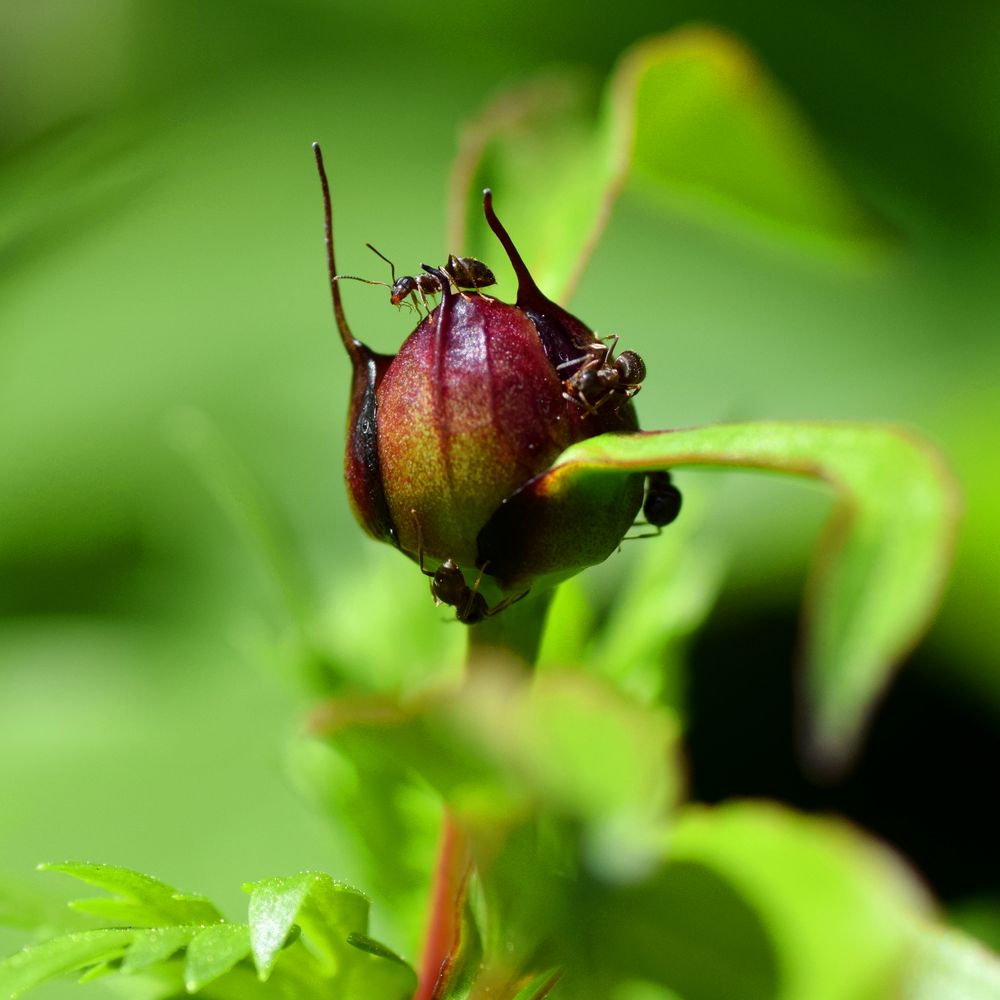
[557, 340, 608, 372]
[557, 353, 595, 373]
[484, 587, 531, 618]
[410, 510, 442, 604]
[410, 509, 430, 575]
[622, 521, 663, 541]
[563, 390, 600, 416]
[591, 390, 617, 413]
[462, 562, 489, 621]
[602, 333, 619, 364]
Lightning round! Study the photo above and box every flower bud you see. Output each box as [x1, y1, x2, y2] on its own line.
[313, 145, 658, 612]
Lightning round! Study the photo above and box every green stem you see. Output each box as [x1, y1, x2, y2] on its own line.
[412, 588, 554, 1000]
[466, 589, 554, 668]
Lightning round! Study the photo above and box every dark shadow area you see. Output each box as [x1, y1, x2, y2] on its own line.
[686, 600, 1000, 902]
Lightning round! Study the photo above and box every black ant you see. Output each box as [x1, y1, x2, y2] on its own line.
[629, 471, 682, 538]
[335, 246, 496, 314]
[560, 335, 647, 414]
[420, 557, 529, 624]
[412, 513, 527, 624]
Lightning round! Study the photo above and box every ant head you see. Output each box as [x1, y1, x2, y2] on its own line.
[389, 276, 418, 306]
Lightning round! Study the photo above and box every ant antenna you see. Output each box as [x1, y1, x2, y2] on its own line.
[366, 243, 397, 283]
[312, 142, 362, 364]
[334, 274, 391, 290]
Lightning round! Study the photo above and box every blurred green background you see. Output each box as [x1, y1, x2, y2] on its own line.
[2, 0, 999, 988]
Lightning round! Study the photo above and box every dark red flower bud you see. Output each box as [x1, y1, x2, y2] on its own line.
[313, 145, 663, 615]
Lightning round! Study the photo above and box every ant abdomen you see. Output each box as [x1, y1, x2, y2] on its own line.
[643, 471, 682, 528]
[445, 255, 496, 291]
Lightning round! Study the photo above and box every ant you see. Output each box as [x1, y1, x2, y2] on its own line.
[629, 471, 682, 538]
[335, 246, 496, 314]
[560, 335, 647, 414]
[412, 513, 527, 624]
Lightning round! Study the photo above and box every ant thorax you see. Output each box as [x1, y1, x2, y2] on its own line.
[560, 336, 646, 414]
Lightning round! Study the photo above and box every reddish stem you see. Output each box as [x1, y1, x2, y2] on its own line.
[413, 809, 473, 1000]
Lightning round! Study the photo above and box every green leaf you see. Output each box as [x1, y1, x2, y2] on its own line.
[902, 925, 1000, 998]
[668, 801, 931, 1000]
[618, 29, 872, 246]
[244, 872, 368, 980]
[342, 934, 419, 999]
[121, 925, 196, 972]
[540, 422, 958, 771]
[567, 858, 780, 999]
[346, 933, 407, 963]
[0, 928, 134, 999]
[39, 862, 223, 927]
[3, 867, 414, 999]
[449, 69, 608, 301]
[453, 27, 874, 304]
[184, 923, 252, 992]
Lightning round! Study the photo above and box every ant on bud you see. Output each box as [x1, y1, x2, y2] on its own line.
[334, 246, 496, 314]
[560, 335, 647, 414]
[412, 511, 527, 624]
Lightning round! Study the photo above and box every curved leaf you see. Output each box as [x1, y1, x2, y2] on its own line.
[185, 923, 252, 992]
[39, 862, 223, 927]
[121, 925, 196, 972]
[542, 422, 958, 771]
[452, 26, 874, 303]
[245, 872, 368, 980]
[669, 801, 932, 1000]
[0, 929, 134, 999]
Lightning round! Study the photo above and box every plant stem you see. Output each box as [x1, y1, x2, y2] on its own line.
[412, 589, 553, 1000]
[414, 809, 472, 1000]
[466, 589, 554, 668]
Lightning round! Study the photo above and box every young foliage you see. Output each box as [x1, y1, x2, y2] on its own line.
[537, 423, 958, 771]
[40, 862, 223, 927]
[312, 668, 961, 999]
[451, 26, 876, 303]
[0, 864, 415, 1000]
